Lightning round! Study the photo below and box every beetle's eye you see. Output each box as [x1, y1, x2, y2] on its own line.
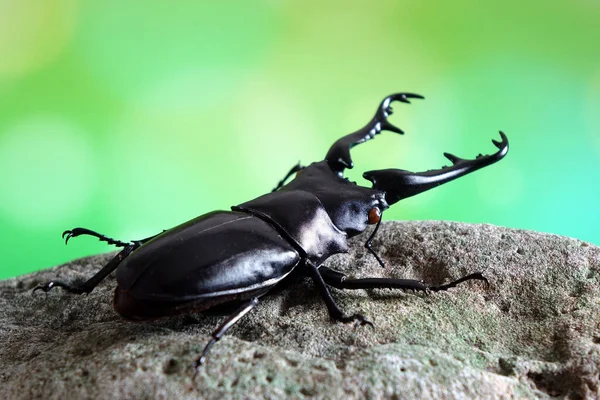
[368, 207, 381, 225]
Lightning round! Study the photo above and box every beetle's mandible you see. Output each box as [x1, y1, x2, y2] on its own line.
[34, 93, 509, 372]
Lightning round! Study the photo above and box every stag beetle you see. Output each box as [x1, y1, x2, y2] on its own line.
[34, 93, 509, 371]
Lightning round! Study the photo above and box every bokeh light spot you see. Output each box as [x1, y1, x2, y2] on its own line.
[0, 117, 96, 227]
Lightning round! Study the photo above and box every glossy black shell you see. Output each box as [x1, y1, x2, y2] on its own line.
[114, 211, 300, 319]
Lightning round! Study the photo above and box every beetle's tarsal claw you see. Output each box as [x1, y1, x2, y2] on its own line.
[33, 281, 62, 294]
[191, 361, 203, 381]
[63, 231, 74, 245]
[192, 357, 205, 369]
[62, 228, 92, 245]
[338, 313, 373, 327]
[473, 272, 490, 289]
[33, 281, 59, 294]
[32, 282, 51, 294]
[32, 280, 89, 294]
[191, 355, 207, 380]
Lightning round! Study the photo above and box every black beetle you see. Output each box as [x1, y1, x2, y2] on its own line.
[34, 93, 509, 370]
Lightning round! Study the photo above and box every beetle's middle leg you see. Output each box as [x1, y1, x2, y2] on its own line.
[306, 261, 373, 327]
[319, 266, 488, 293]
[193, 297, 259, 372]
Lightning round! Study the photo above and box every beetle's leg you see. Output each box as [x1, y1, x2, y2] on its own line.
[62, 227, 164, 247]
[320, 266, 427, 292]
[363, 132, 509, 205]
[319, 266, 488, 292]
[326, 93, 424, 176]
[62, 227, 130, 247]
[271, 162, 304, 192]
[364, 219, 386, 268]
[193, 297, 259, 372]
[33, 244, 139, 295]
[306, 261, 373, 326]
[428, 272, 489, 292]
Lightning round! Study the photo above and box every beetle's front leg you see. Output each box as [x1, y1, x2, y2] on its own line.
[319, 266, 488, 292]
[306, 261, 373, 327]
[364, 219, 386, 268]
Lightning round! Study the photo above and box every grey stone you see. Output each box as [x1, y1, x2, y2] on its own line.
[1, 221, 599, 399]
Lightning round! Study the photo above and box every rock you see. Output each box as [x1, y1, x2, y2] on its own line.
[1, 221, 599, 399]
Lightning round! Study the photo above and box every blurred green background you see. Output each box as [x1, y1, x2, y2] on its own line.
[1, 1, 599, 279]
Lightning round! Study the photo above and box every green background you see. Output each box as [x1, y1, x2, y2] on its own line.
[1, 1, 599, 279]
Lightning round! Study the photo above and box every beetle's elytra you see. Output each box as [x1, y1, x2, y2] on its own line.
[34, 93, 509, 371]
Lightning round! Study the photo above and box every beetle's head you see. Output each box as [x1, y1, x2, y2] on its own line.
[283, 161, 389, 237]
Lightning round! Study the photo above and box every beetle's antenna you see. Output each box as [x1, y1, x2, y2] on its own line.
[365, 218, 386, 268]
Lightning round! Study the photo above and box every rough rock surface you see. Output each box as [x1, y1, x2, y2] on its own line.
[2, 221, 599, 399]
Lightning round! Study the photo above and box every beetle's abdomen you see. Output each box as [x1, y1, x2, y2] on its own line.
[115, 211, 300, 304]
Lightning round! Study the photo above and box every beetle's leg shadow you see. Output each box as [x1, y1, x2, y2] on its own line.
[306, 262, 373, 327]
[32, 229, 162, 295]
[319, 266, 488, 293]
[271, 162, 304, 192]
[193, 297, 259, 374]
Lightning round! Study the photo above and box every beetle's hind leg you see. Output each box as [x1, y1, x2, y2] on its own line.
[62, 227, 132, 247]
[62, 227, 164, 247]
[319, 266, 488, 293]
[33, 229, 166, 295]
[33, 245, 138, 295]
[427, 272, 489, 292]
[193, 297, 258, 373]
